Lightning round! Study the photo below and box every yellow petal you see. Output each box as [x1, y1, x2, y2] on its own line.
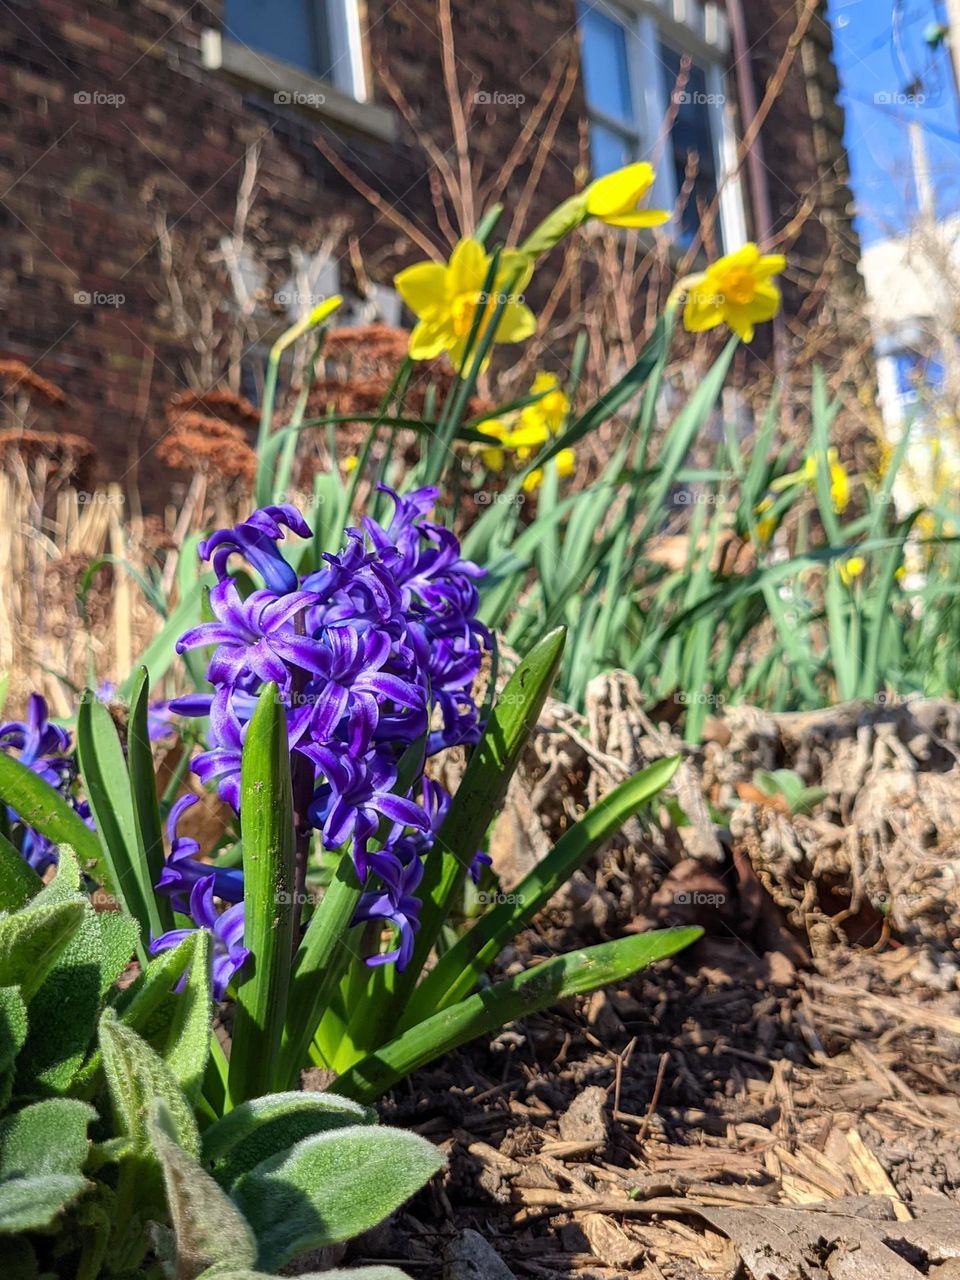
[683, 290, 724, 334]
[495, 300, 537, 345]
[585, 162, 656, 218]
[408, 317, 451, 361]
[555, 448, 576, 478]
[481, 446, 506, 470]
[503, 421, 550, 450]
[448, 238, 489, 296]
[394, 262, 447, 317]
[600, 208, 671, 229]
[522, 467, 544, 493]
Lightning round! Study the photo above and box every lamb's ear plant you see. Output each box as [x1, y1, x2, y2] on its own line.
[0, 847, 441, 1279]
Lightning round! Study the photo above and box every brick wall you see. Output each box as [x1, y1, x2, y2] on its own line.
[0, 0, 859, 497]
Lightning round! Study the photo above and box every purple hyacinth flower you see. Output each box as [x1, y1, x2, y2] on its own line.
[0, 694, 76, 872]
[304, 746, 429, 877]
[155, 793, 244, 910]
[352, 851, 424, 971]
[0, 693, 72, 787]
[200, 504, 312, 593]
[177, 581, 326, 692]
[150, 874, 249, 999]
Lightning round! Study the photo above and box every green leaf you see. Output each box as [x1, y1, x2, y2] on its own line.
[201, 1092, 375, 1188]
[147, 1101, 258, 1280]
[96, 911, 141, 997]
[161, 927, 212, 1104]
[232, 1124, 444, 1271]
[334, 929, 703, 1103]
[0, 1172, 90, 1233]
[0, 1098, 96, 1179]
[0, 833, 40, 911]
[229, 683, 297, 1104]
[0, 897, 86, 1001]
[404, 756, 681, 1024]
[15, 897, 105, 1094]
[99, 1009, 199, 1158]
[0, 987, 27, 1078]
[76, 690, 154, 951]
[0, 751, 105, 881]
[402, 627, 567, 1004]
[128, 667, 174, 934]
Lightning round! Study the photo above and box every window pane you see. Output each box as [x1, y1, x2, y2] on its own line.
[224, 0, 334, 80]
[589, 123, 636, 177]
[577, 2, 634, 127]
[659, 43, 720, 250]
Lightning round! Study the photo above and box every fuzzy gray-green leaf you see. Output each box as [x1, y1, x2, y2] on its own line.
[232, 1124, 444, 1271]
[201, 1092, 375, 1188]
[147, 1101, 257, 1279]
[99, 1009, 199, 1158]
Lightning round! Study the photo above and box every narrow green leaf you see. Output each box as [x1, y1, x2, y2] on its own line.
[232, 1124, 444, 1271]
[128, 667, 173, 934]
[334, 929, 703, 1103]
[0, 753, 105, 882]
[404, 756, 681, 1025]
[76, 691, 153, 951]
[229, 683, 297, 1104]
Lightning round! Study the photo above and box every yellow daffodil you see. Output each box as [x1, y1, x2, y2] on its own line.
[754, 495, 777, 548]
[838, 555, 865, 586]
[519, 372, 569, 440]
[522, 448, 576, 493]
[584, 163, 671, 229]
[394, 238, 536, 369]
[802, 447, 850, 514]
[682, 243, 786, 342]
[342, 454, 359, 474]
[894, 565, 907, 582]
[475, 417, 509, 470]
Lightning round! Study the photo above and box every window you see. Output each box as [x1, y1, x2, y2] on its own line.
[223, 0, 365, 98]
[576, 0, 746, 253]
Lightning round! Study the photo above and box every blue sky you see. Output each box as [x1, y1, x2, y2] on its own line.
[826, 0, 960, 244]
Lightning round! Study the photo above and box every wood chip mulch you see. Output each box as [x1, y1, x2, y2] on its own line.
[335, 936, 960, 1279]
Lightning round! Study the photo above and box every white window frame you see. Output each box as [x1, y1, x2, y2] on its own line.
[202, 0, 395, 142]
[578, 0, 747, 252]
